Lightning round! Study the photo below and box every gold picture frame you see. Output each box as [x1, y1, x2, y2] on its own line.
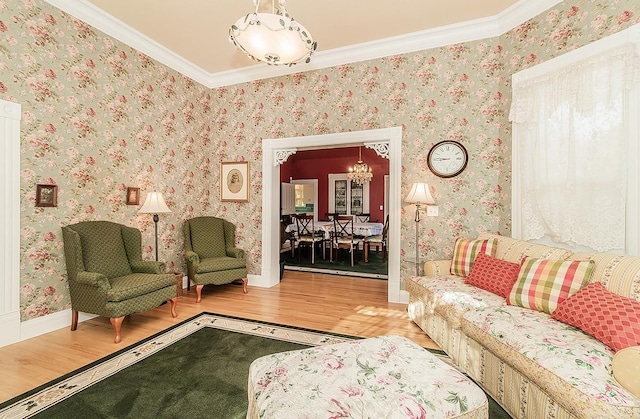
[126, 187, 140, 205]
[35, 184, 58, 207]
[220, 161, 249, 202]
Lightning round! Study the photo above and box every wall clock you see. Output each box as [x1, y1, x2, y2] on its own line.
[427, 140, 468, 178]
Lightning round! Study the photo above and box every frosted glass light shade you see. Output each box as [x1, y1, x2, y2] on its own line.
[229, 9, 316, 66]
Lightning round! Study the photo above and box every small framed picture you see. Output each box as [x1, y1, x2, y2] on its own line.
[126, 187, 140, 205]
[36, 184, 57, 207]
[221, 161, 249, 202]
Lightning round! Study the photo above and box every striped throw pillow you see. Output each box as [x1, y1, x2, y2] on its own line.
[507, 258, 595, 314]
[450, 238, 497, 278]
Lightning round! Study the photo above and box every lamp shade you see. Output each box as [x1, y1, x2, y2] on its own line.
[405, 183, 435, 205]
[138, 192, 171, 214]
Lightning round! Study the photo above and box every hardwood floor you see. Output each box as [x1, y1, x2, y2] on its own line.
[0, 271, 438, 402]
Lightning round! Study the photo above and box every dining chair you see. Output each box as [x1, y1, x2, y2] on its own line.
[280, 214, 297, 257]
[324, 212, 339, 221]
[330, 215, 362, 267]
[296, 214, 325, 264]
[354, 213, 371, 223]
[366, 214, 389, 262]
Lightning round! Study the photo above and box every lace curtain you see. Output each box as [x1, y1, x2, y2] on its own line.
[510, 43, 640, 252]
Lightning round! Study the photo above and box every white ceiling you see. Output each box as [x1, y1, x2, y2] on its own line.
[45, 0, 562, 88]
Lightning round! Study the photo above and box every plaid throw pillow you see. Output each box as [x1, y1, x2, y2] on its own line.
[507, 257, 594, 314]
[552, 282, 640, 351]
[450, 238, 497, 278]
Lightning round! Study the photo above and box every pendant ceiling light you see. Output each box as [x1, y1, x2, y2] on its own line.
[348, 147, 373, 185]
[229, 0, 317, 66]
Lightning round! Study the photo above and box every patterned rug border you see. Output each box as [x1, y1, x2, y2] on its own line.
[0, 312, 364, 418]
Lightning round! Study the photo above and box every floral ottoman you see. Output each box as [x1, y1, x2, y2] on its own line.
[247, 335, 488, 418]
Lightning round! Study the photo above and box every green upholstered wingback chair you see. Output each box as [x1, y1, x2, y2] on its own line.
[183, 216, 248, 303]
[62, 221, 178, 343]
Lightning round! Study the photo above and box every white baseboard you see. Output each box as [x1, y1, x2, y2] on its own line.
[247, 273, 276, 288]
[0, 274, 261, 349]
[0, 310, 20, 348]
[0, 308, 98, 349]
[20, 309, 97, 342]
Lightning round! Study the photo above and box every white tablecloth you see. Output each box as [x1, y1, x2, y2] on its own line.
[286, 221, 383, 238]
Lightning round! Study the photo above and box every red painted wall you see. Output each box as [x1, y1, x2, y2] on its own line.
[280, 147, 389, 222]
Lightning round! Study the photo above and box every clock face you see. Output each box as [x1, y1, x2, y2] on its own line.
[427, 141, 468, 178]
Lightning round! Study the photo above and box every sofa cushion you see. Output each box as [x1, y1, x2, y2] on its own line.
[507, 258, 594, 314]
[72, 221, 132, 279]
[568, 252, 640, 302]
[461, 305, 639, 417]
[407, 275, 505, 329]
[197, 256, 247, 273]
[450, 237, 497, 277]
[188, 217, 226, 259]
[465, 253, 520, 298]
[477, 233, 572, 264]
[107, 273, 176, 302]
[552, 282, 640, 351]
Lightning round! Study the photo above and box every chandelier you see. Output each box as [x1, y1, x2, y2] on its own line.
[348, 147, 373, 185]
[229, 0, 316, 66]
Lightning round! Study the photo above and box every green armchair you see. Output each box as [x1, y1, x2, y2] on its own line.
[183, 216, 248, 303]
[62, 221, 178, 343]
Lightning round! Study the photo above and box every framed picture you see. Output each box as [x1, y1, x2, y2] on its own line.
[221, 161, 249, 202]
[126, 187, 140, 205]
[36, 184, 57, 207]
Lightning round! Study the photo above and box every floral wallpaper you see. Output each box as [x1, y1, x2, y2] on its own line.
[0, 0, 638, 321]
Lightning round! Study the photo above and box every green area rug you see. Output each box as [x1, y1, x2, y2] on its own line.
[1, 313, 510, 418]
[281, 246, 388, 278]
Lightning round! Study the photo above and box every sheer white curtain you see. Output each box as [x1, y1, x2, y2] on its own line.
[510, 43, 639, 252]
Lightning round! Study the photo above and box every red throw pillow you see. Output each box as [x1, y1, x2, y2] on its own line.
[552, 282, 640, 351]
[465, 252, 521, 298]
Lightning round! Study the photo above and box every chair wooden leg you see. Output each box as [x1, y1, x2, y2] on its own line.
[350, 247, 355, 267]
[110, 316, 125, 344]
[196, 284, 204, 303]
[71, 310, 78, 331]
[241, 277, 248, 294]
[364, 241, 370, 263]
[169, 297, 178, 317]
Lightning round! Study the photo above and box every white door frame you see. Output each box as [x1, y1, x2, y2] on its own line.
[260, 126, 405, 303]
[0, 99, 22, 347]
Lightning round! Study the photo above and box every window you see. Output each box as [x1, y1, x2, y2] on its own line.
[510, 25, 640, 255]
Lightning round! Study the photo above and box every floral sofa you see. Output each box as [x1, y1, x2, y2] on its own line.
[405, 233, 640, 419]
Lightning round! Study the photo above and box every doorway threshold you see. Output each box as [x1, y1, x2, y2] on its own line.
[284, 265, 388, 280]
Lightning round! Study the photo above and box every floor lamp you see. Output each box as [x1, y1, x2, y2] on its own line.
[405, 183, 435, 276]
[138, 191, 172, 261]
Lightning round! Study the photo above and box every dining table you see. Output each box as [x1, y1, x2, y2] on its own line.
[285, 220, 384, 263]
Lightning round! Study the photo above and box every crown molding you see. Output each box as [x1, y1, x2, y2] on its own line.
[45, 0, 563, 89]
